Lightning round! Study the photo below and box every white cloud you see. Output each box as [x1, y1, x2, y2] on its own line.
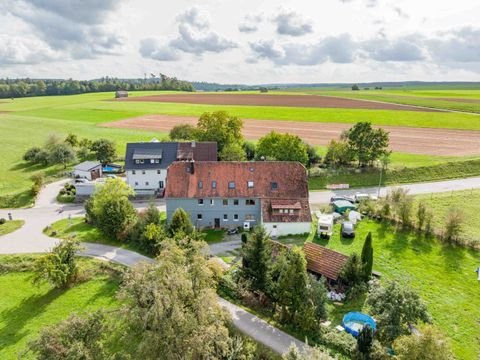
[0, 35, 59, 65]
[273, 10, 313, 36]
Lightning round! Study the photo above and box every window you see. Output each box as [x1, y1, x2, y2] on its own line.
[246, 199, 255, 206]
[132, 170, 136, 175]
[245, 214, 255, 221]
[142, 170, 146, 175]
[197, 214, 203, 220]
[271, 182, 278, 190]
[223, 214, 228, 221]
[139, 159, 144, 164]
[233, 214, 239, 221]
[159, 181, 164, 188]
[155, 159, 160, 163]
[228, 181, 236, 189]
[210, 199, 214, 206]
[145, 181, 149, 186]
[150, 159, 154, 164]
[289, 209, 294, 214]
[223, 199, 228, 206]
[134, 182, 138, 186]
[233, 199, 239, 206]
[211, 181, 217, 189]
[279, 209, 284, 214]
[135, 160, 140, 164]
[198, 199, 204, 205]
[157, 170, 161, 174]
[198, 181, 203, 189]
[247, 181, 254, 188]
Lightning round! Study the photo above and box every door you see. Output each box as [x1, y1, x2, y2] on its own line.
[214, 218, 220, 228]
[159, 181, 164, 189]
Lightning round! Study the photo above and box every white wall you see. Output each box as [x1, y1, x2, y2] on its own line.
[126, 169, 166, 192]
[74, 169, 93, 180]
[264, 222, 311, 237]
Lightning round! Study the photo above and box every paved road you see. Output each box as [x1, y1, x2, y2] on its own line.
[309, 176, 480, 206]
[0, 180, 306, 355]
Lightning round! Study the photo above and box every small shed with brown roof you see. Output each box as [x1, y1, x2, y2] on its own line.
[303, 242, 349, 282]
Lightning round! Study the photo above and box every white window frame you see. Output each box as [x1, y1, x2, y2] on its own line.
[223, 214, 228, 221]
[233, 214, 239, 221]
[198, 199, 204, 206]
[210, 199, 214, 206]
[247, 181, 254, 188]
[197, 214, 203, 220]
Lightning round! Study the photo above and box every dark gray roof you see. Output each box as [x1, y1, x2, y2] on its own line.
[125, 142, 179, 170]
[74, 161, 102, 172]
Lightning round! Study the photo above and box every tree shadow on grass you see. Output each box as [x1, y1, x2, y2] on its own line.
[0, 287, 65, 350]
[0, 190, 33, 208]
[410, 232, 435, 255]
[84, 278, 120, 306]
[440, 244, 466, 271]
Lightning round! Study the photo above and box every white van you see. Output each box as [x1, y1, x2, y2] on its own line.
[317, 213, 334, 238]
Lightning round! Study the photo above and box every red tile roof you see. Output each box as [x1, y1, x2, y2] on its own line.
[177, 142, 217, 161]
[165, 161, 309, 199]
[303, 242, 349, 281]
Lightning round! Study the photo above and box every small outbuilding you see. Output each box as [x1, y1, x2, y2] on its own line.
[303, 242, 349, 284]
[115, 90, 128, 98]
[73, 161, 102, 181]
[332, 200, 357, 214]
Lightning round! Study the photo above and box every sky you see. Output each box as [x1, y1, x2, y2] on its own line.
[1, 0, 480, 84]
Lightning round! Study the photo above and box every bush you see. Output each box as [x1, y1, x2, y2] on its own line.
[23, 147, 42, 162]
[443, 207, 464, 243]
[319, 328, 357, 357]
[0, 218, 6, 225]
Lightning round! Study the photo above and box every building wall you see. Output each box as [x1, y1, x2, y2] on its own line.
[166, 197, 261, 229]
[126, 169, 166, 193]
[73, 167, 102, 181]
[263, 222, 311, 237]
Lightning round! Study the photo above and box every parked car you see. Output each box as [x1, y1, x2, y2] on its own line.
[227, 228, 238, 235]
[330, 195, 355, 204]
[341, 222, 355, 238]
[354, 192, 378, 203]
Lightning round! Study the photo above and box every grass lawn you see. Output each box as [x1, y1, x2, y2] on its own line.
[414, 189, 480, 244]
[0, 256, 121, 359]
[44, 217, 146, 255]
[202, 229, 226, 244]
[0, 220, 24, 236]
[2, 91, 480, 208]
[282, 220, 480, 360]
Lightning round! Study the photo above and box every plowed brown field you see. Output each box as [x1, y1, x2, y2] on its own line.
[115, 93, 442, 112]
[101, 114, 480, 156]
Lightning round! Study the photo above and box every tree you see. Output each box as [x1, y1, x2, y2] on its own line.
[367, 281, 430, 343]
[256, 131, 308, 165]
[283, 344, 333, 360]
[357, 325, 374, 359]
[90, 139, 116, 164]
[169, 208, 194, 235]
[305, 142, 321, 168]
[352, 84, 360, 91]
[416, 202, 427, 231]
[23, 147, 42, 162]
[361, 232, 374, 281]
[87, 178, 137, 238]
[44, 133, 62, 151]
[339, 253, 364, 287]
[64, 133, 78, 147]
[243, 141, 256, 160]
[120, 239, 231, 358]
[169, 124, 197, 140]
[324, 139, 353, 167]
[33, 238, 81, 289]
[195, 111, 243, 153]
[26, 311, 111, 360]
[443, 207, 464, 242]
[241, 226, 272, 292]
[393, 325, 454, 360]
[219, 142, 247, 161]
[345, 122, 390, 167]
[49, 143, 76, 168]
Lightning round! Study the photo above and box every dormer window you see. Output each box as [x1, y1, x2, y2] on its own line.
[247, 181, 254, 188]
[228, 181, 236, 189]
[150, 159, 154, 164]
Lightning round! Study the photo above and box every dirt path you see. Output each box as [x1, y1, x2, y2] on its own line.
[115, 93, 442, 112]
[101, 114, 480, 156]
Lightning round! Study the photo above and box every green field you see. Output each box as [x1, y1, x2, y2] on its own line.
[285, 88, 480, 114]
[2, 91, 480, 208]
[414, 189, 480, 244]
[278, 220, 480, 360]
[0, 256, 121, 359]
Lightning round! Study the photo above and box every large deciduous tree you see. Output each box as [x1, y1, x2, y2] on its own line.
[195, 111, 243, 154]
[367, 281, 431, 343]
[48, 143, 76, 169]
[90, 139, 116, 164]
[86, 178, 137, 239]
[256, 131, 308, 165]
[345, 122, 390, 167]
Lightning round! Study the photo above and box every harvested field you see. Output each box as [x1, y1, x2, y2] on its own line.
[115, 93, 442, 112]
[101, 114, 480, 156]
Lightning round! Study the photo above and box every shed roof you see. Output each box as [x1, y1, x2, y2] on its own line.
[74, 161, 102, 172]
[303, 242, 349, 281]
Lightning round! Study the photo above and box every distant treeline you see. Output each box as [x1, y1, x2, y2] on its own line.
[192, 81, 279, 92]
[0, 74, 194, 99]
